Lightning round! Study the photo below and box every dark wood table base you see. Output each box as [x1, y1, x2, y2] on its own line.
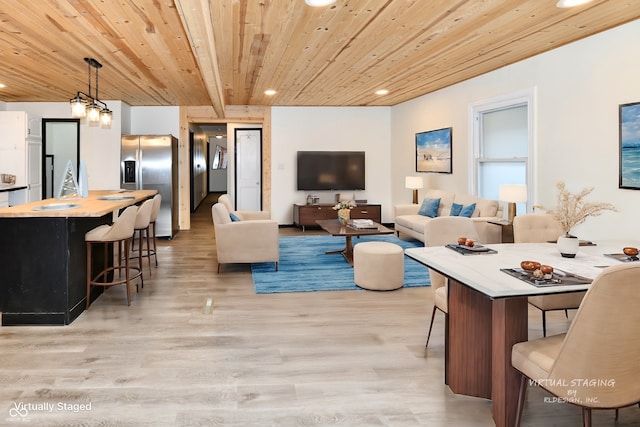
[325, 235, 356, 265]
[447, 279, 528, 427]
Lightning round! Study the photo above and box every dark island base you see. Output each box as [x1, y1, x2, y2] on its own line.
[0, 216, 111, 326]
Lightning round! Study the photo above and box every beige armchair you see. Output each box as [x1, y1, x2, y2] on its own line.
[218, 194, 270, 220]
[512, 263, 640, 427]
[513, 213, 586, 337]
[211, 203, 279, 273]
[424, 216, 479, 348]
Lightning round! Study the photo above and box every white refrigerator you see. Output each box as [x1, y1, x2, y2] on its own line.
[121, 135, 179, 238]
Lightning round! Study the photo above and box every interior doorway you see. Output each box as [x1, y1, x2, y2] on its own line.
[234, 128, 262, 210]
[42, 119, 80, 199]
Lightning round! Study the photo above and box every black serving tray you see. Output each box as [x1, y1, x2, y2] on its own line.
[446, 244, 497, 255]
[604, 253, 640, 263]
[501, 267, 592, 287]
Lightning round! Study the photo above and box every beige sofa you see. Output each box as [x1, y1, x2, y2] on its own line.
[394, 189, 503, 244]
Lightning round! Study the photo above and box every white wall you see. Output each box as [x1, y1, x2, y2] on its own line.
[130, 106, 180, 137]
[271, 106, 391, 224]
[391, 19, 640, 240]
[7, 101, 123, 190]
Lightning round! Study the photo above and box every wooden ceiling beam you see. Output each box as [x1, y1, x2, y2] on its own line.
[169, 0, 225, 116]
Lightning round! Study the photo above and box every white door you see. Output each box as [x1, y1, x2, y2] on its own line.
[235, 128, 262, 210]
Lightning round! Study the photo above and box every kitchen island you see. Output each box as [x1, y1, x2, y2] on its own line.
[0, 190, 157, 326]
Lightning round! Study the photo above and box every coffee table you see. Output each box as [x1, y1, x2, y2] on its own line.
[315, 219, 395, 266]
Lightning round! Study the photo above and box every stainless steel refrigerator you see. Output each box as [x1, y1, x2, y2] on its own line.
[121, 135, 178, 238]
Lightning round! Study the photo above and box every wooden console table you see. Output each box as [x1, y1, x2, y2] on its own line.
[293, 203, 381, 231]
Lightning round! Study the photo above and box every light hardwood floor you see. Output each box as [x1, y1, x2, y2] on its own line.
[0, 194, 638, 426]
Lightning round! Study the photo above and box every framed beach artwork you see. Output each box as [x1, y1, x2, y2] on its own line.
[415, 127, 452, 173]
[619, 101, 640, 189]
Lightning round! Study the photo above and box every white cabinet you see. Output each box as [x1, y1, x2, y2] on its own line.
[0, 111, 42, 202]
[27, 139, 42, 202]
[0, 111, 24, 151]
[28, 114, 42, 138]
[0, 192, 8, 208]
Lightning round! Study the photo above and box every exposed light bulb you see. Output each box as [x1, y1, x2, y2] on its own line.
[70, 97, 87, 118]
[305, 0, 336, 6]
[87, 103, 101, 123]
[556, 0, 594, 8]
[100, 109, 112, 128]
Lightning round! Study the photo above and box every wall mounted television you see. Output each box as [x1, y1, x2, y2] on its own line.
[296, 151, 365, 191]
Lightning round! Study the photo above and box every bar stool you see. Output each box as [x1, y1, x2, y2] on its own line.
[86, 205, 140, 309]
[133, 198, 154, 278]
[148, 194, 162, 267]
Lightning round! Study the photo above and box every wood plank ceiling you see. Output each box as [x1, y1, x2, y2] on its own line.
[0, 0, 638, 118]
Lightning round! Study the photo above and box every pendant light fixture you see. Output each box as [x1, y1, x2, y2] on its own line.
[70, 57, 112, 128]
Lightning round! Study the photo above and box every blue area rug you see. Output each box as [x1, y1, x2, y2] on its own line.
[251, 234, 430, 294]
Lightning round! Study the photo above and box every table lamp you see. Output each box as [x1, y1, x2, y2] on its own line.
[405, 176, 424, 204]
[499, 184, 527, 222]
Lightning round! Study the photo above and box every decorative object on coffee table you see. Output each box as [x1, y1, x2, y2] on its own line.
[333, 200, 356, 225]
[548, 182, 617, 258]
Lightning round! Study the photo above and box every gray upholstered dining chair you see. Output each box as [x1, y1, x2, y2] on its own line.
[511, 262, 640, 427]
[424, 216, 479, 348]
[512, 213, 586, 337]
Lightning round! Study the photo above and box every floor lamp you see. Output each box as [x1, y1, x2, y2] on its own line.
[499, 184, 527, 222]
[405, 176, 424, 204]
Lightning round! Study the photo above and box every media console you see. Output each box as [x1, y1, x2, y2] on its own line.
[293, 203, 381, 231]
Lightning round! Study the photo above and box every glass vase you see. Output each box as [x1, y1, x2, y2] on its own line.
[338, 208, 350, 225]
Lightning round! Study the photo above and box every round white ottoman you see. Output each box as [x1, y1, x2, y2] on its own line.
[353, 241, 404, 291]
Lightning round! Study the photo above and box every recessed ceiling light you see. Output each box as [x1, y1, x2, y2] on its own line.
[556, 0, 594, 8]
[215, 135, 223, 139]
[305, 0, 336, 7]
[264, 89, 277, 96]
[375, 89, 389, 96]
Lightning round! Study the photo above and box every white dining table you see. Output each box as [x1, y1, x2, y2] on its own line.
[405, 240, 639, 427]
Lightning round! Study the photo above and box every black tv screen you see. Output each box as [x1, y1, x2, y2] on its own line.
[297, 151, 365, 191]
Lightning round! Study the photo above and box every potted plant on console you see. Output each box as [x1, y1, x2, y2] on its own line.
[549, 182, 617, 258]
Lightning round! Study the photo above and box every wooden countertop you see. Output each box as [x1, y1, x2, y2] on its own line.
[0, 190, 157, 218]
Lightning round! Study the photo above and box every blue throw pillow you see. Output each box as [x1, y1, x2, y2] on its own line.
[458, 203, 476, 218]
[229, 212, 241, 222]
[418, 198, 441, 218]
[449, 202, 463, 216]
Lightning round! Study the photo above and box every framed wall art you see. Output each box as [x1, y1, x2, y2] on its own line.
[619, 101, 640, 189]
[415, 127, 452, 173]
